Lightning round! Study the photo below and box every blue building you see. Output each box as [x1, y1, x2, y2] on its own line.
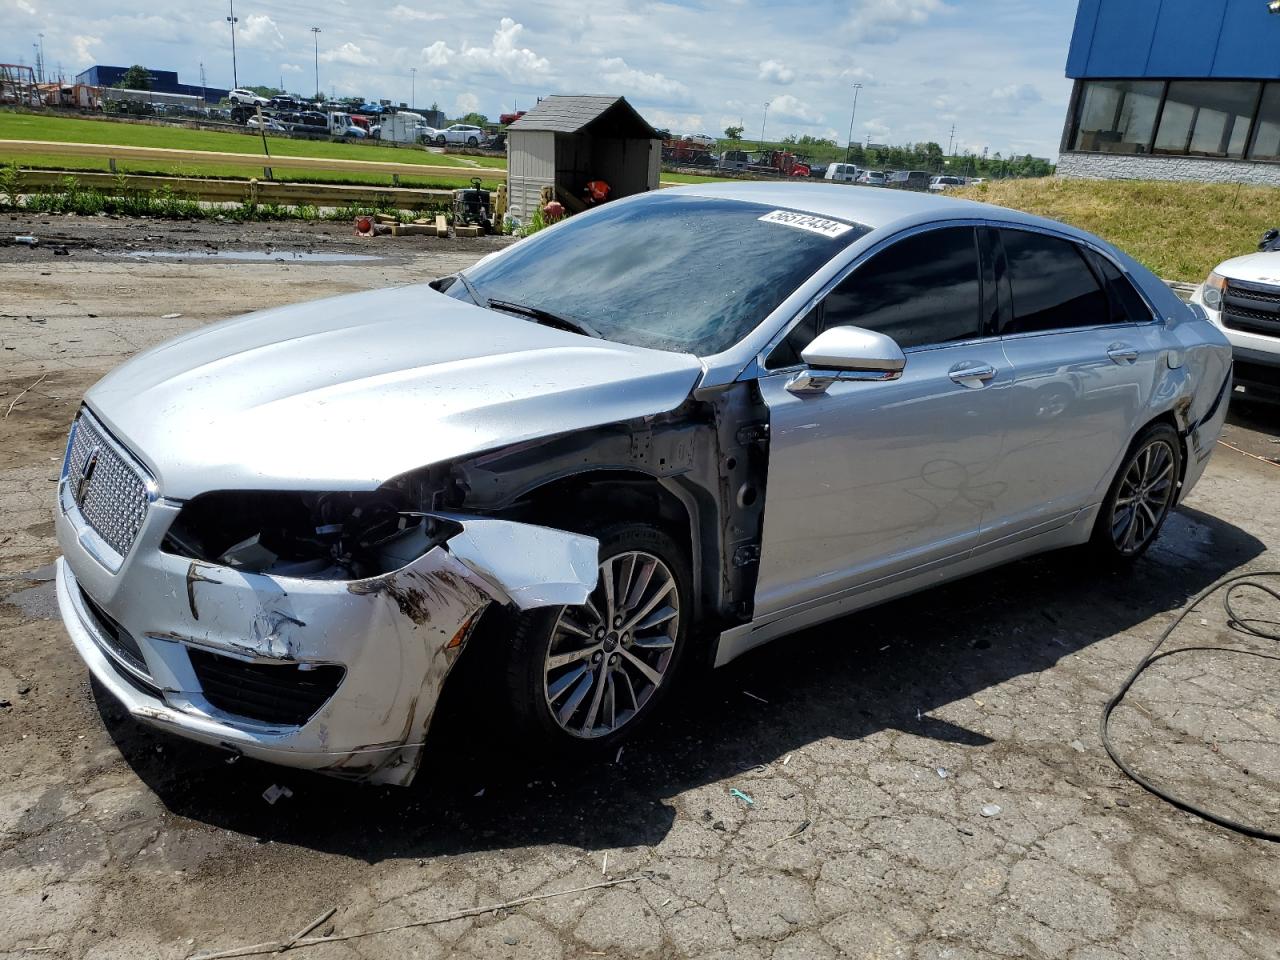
[75, 65, 228, 105]
[1062, 0, 1280, 184]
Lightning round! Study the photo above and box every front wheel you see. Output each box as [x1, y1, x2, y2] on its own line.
[503, 521, 692, 754]
[1090, 422, 1182, 560]
[467, 136, 479, 147]
[435, 134, 446, 145]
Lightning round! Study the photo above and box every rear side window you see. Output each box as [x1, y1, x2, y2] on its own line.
[822, 227, 982, 350]
[1000, 229, 1111, 334]
[1090, 252, 1153, 324]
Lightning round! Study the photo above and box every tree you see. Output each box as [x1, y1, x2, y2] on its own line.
[118, 65, 152, 90]
[724, 124, 744, 140]
[460, 112, 489, 126]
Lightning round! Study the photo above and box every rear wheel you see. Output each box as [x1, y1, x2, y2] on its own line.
[467, 136, 479, 147]
[1091, 422, 1181, 560]
[503, 521, 691, 754]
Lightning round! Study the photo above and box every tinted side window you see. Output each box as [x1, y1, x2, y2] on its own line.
[1001, 230, 1111, 334]
[822, 227, 982, 349]
[1091, 252, 1153, 324]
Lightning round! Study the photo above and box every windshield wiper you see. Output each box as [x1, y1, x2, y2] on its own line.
[453, 272, 484, 306]
[486, 299, 601, 338]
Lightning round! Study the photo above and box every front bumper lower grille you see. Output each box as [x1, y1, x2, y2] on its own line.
[1223, 281, 1280, 338]
[188, 650, 345, 726]
[64, 413, 154, 561]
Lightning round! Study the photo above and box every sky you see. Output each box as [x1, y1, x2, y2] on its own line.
[3, 0, 1080, 158]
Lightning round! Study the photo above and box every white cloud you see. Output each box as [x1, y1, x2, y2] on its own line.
[239, 14, 284, 51]
[280, 63, 302, 73]
[990, 82, 1042, 105]
[599, 57, 689, 103]
[390, 5, 444, 22]
[321, 42, 374, 67]
[847, 0, 949, 42]
[456, 92, 479, 114]
[423, 18, 548, 83]
[769, 94, 823, 126]
[71, 34, 100, 64]
[16, 0, 37, 14]
[758, 59, 794, 85]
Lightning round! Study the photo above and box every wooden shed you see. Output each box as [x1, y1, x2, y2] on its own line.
[506, 95, 661, 222]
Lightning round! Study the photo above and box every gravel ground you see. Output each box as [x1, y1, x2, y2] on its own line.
[1, 215, 1279, 960]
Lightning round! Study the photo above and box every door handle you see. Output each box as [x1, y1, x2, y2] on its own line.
[1107, 343, 1139, 364]
[948, 362, 997, 386]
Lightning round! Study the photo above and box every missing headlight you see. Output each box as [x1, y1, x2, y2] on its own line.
[163, 490, 461, 579]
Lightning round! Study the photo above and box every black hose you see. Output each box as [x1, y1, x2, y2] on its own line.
[1100, 571, 1280, 842]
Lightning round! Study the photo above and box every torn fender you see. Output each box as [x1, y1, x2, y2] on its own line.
[440, 515, 599, 610]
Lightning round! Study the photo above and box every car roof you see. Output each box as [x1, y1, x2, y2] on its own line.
[666, 180, 1092, 239]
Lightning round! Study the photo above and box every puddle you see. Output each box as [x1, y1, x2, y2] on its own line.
[4, 582, 57, 620]
[125, 249, 383, 263]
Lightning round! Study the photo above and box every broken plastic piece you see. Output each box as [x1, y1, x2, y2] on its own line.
[262, 784, 293, 805]
[730, 788, 754, 807]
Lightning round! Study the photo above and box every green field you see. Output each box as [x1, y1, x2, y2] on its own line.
[957, 177, 1280, 282]
[0, 111, 504, 189]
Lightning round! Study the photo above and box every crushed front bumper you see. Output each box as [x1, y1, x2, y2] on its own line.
[56, 488, 597, 785]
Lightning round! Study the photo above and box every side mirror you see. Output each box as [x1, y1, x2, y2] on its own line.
[1261, 228, 1280, 252]
[788, 326, 905, 395]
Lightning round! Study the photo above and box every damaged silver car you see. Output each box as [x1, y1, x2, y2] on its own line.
[55, 183, 1232, 785]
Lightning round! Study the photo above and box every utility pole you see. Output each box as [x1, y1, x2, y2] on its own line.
[947, 124, 955, 156]
[227, 0, 239, 89]
[844, 82, 863, 164]
[410, 67, 416, 110]
[310, 27, 321, 101]
[36, 33, 45, 83]
[760, 100, 771, 149]
[200, 62, 207, 104]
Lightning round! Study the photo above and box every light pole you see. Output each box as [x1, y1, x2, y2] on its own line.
[226, 0, 239, 89]
[410, 67, 416, 109]
[37, 33, 45, 83]
[310, 27, 321, 101]
[759, 101, 771, 149]
[844, 82, 863, 164]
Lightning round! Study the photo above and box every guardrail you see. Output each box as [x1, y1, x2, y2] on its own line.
[10, 169, 455, 210]
[0, 139, 505, 183]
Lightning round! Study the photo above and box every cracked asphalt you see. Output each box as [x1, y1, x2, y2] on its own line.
[1, 215, 1279, 960]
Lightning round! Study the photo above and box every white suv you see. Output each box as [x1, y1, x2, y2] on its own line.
[434, 124, 485, 146]
[1192, 233, 1280, 402]
[228, 88, 268, 107]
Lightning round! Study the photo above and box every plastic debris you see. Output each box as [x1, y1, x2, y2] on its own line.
[936, 767, 949, 779]
[782, 754, 792, 765]
[1070, 739, 1087, 753]
[742, 690, 768, 704]
[980, 803, 1002, 818]
[14, 236, 37, 246]
[473, 787, 485, 798]
[161, 312, 182, 319]
[769, 819, 811, 847]
[262, 784, 293, 805]
[730, 788, 754, 807]
[615, 746, 624, 764]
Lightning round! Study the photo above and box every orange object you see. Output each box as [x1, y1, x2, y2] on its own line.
[584, 180, 611, 203]
[354, 215, 375, 237]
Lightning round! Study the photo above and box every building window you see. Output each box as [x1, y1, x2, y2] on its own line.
[1071, 80, 1164, 154]
[1153, 81, 1259, 158]
[1249, 83, 1280, 161]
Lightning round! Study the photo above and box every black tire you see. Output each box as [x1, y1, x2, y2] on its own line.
[467, 136, 479, 147]
[435, 134, 446, 145]
[503, 520, 693, 755]
[1090, 421, 1182, 561]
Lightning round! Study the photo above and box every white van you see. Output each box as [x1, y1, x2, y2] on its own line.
[824, 162, 860, 183]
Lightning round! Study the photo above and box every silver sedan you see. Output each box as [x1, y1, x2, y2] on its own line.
[54, 183, 1232, 784]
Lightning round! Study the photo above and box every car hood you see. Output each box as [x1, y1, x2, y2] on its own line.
[1213, 251, 1280, 286]
[85, 285, 704, 499]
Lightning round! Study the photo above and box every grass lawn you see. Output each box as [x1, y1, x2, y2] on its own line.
[0, 111, 504, 189]
[956, 177, 1280, 282]
[660, 171, 736, 185]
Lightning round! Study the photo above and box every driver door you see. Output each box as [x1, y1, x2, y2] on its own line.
[753, 225, 1011, 620]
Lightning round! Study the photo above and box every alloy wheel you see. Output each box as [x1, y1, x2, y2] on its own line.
[1110, 439, 1176, 555]
[542, 550, 680, 739]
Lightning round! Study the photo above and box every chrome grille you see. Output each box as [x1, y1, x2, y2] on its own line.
[64, 414, 153, 560]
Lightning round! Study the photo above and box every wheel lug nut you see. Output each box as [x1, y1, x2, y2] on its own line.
[593, 652, 602, 663]
[609, 654, 618, 665]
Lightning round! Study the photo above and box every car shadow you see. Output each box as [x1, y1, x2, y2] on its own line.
[95, 504, 1264, 862]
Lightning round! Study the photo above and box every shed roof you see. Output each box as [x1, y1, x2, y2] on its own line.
[508, 95, 659, 139]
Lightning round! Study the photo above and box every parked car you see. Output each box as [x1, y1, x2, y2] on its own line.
[245, 115, 286, 133]
[1191, 230, 1280, 402]
[807, 163, 828, 179]
[268, 95, 302, 112]
[929, 175, 965, 192]
[888, 170, 931, 191]
[719, 149, 752, 171]
[825, 162, 860, 183]
[228, 88, 268, 107]
[435, 123, 485, 146]
[857, 170, 887, 186]
[54, 184, 1230, 785]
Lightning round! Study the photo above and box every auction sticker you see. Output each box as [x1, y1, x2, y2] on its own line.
[758, 209, 854, 238]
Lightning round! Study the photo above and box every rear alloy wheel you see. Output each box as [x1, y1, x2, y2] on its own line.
[1092, 423, 1181, 560]
[504, 522, 691, 752]
[467, 136, 479, 147]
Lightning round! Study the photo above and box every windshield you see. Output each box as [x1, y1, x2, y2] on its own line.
[449, 193, 868, 355]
